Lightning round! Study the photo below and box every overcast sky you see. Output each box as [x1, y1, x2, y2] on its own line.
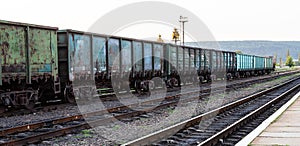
[1, 0, 299, 41]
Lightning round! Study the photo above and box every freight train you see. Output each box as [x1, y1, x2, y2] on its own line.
[0, 20, 275, 110]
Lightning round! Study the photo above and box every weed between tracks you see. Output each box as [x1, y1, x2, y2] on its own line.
[112, 125, 121, 130]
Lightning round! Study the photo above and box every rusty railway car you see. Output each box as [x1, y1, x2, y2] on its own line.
[0, 20, 60, 111]
[0, 20, 275, 111]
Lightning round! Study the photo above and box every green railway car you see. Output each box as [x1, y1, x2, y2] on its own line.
[254, 56, 265, 70]
[57, 30, 96, 102]
[236, 54, 254, 71]
[0, 20, 60, 109]
[265, 57, 274, 70]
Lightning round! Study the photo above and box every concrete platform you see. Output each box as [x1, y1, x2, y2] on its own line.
[236, 90, 300, 146]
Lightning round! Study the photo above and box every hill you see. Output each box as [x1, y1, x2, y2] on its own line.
[187, 41, 300, 63]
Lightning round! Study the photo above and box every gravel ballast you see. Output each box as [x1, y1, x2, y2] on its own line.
[1, 73, 299, 145]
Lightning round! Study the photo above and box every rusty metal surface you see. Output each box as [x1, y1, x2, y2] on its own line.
[2, 123, 90, 146]
[0, 21, 58, 84]
[0, 24, 26, 74]
[0, 114, 83, 137]
[29, 27, 58, 78]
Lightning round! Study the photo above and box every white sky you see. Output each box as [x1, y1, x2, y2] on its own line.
[1, 0, 300, 41]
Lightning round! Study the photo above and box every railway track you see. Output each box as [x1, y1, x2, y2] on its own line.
[0, 71, 299, 145]
[123, 75, 300, 145]
[0, 69, 297, 117]
[95, 70, 299, 101]
[214, 88, 299, 146]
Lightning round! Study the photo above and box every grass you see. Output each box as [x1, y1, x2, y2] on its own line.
[112, 125, 121, 130]
[139, 117, 149, 122]
[118, 141, 126, 145]
[54, 136, 65, 142]
[79, 129, 92, 137]
[271, 115, 282, 124]
[167, 107, 174, 114]
[247, 73, 300, 90]
[275, 67, 297, 72]
[74, 134, 92, 139]
[81, 129, 92, 134]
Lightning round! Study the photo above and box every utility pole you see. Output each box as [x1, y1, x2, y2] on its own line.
[179, 15, 188, 46]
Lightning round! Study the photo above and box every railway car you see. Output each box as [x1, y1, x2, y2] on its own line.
[264, 56, 274, 73]
[253, 55, 266, 75]
[164, 45, 199, 86]
[236, 53, 274, 78]
[0, 20, 276, 111]
[222, 51, 236, 79]
[57, 30, 167, 100]
[236, 54, 254, 77]
[164, 46, 232, 84]
[0, 20, 60, 110]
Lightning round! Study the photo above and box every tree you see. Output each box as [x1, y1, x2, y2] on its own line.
[285, 56, 294, 68]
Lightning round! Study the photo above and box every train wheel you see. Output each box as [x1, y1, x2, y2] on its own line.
[65, 88, 76, 104]
[206, 75, 212, 82]
[148, 80, 155, 91]
[136, 88, 142, 95]
[39, 89, 55, 105]
[67, 94, 76, 103]
[198, 76, 203, 83]
[238, 74, 241, 78]
[0, 106, 6, 114]
[25, 100, 35, 110]
[246, 72, 251, 77]
[226, 73, 231, 80]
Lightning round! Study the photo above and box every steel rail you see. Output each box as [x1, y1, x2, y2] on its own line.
[1, 70, 296, 137]
[0, 71, 299, 145]
[122, 76, 300, 146]
[198, 83, 300, 146]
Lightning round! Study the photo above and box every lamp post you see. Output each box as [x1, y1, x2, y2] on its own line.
[179, 15, 188, 46]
